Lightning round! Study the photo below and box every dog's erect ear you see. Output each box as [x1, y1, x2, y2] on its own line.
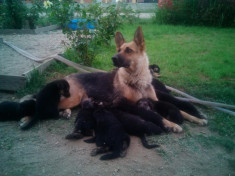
[115, 32, 125, 50]
[134, 26, 145, 52]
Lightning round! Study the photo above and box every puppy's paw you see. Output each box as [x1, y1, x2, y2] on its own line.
[172, 124, 183, 133]
[90, 148, 99, 156]
[19, 116, 31, 127]
[59, 109, 71, 119]
[65, 132, 83, 140]
[198, 119, 208, 126]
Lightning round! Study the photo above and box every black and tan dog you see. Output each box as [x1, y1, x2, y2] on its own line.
[15, 26, 206, 131]
[57, 26, 207, 132]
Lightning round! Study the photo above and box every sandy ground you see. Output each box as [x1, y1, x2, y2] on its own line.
[0, 30, 234, 176]
[0, 93, 234, 176]
[0, 30, 68, 59]
[0, 43, 39, 76]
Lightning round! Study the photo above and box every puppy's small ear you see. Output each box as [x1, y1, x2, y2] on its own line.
[134, 26, 145, 52]
[115, 32, 125, 51]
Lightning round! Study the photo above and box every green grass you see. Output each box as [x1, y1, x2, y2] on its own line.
[17, 61, 77, 97]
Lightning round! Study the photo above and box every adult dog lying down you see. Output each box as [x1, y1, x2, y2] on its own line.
[1, 26, 206, 130]
[58, 26, 207, 132]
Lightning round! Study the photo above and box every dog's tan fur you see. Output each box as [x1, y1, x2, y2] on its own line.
[57, 26, 208, 132]
[113, 29, 157, 103]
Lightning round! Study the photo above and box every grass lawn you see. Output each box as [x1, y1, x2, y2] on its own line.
[18, 21, 235, 163]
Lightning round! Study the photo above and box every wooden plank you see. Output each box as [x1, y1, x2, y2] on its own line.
[0, 25, 60, 35]
[53, 55, 90, 73]
[0, 29, 35, 34]
[53, 55, 105, 73]
[34, 25, 60, 34]
[3, 41, 44, 63]
[23, 59, 55, 79]
[0, 75, 26, 91]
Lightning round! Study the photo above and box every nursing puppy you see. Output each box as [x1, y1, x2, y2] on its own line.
[66, 99, 95, 140]
[21, 79, 70, 130]
[137, 98, 184, 125]
[112, 110, 161, 149]
[90, 109, 130, 160]
[0, 100, 35, 121]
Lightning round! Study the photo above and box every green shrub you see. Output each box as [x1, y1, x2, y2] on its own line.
[64, 1, 131, 66]
[155, 0, 235, 27]
[26, 0, 44, 29]
[47, 0, 77, 27]
[2, 0, 27, 29]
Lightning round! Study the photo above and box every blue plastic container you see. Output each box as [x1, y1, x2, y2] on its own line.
[68, 19, 96, 30]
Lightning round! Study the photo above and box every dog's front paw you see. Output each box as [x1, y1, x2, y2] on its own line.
[59, 109, 71, 119]
[198, 119, 208, 126]
[172, 124, 183, 133]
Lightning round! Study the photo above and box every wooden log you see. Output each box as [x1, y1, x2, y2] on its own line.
[53, 55, 90, 73]
[0, 75, 27, 91]
[176, 97, 235, 117]
[23, 59, 55, 79]
[164, 84, 235, 116]
[3, 41, 45, 63]
[175, 97, 235, 110]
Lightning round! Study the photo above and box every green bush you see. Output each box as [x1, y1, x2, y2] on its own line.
[155, 0, 235, 27]
[0, 0, 44, 29]
[2, 0, 26, 29]
[64, 1, 133, 66]
[26, 0, 44, 29]
[47, 0, 77, 27]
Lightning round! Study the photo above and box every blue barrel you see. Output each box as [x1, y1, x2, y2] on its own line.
[68, 19, 96, 30]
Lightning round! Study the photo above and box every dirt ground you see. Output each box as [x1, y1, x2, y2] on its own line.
[0, 30, 234, 176]
[0, 93, 234, 176]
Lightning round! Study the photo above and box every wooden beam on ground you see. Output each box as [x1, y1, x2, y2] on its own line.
[175, 97, 235, 110]
[53, 55, 90, 73]
[176, 97, 235, 116]
[164, 84, 235, 117]
[23, 59, 55, 79]
[0, 75, 27, 91]
[3, 41, 45, 63]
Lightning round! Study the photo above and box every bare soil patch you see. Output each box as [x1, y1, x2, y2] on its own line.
[0, 92, 234, 176]
[0, 31, 234, 176]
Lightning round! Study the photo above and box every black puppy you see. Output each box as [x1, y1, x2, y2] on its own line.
[155, 91, 204, 119]
[137, 98, 184, 124]
[149, 64, 160, 77]
[89, 109, 130, 160]
[66, 99, 95, 140]
[112, 110, 161, 149]
[0, 100, 36, 121]
[21, 79, 70, 130]
[114, 98, 169, 132]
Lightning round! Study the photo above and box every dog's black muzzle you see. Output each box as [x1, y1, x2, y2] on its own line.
[112, 54, 130, 68]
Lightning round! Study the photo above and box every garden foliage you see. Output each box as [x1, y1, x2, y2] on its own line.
[0, 0, 43, 29]
[63, 2, 135, 66]
[155, 0, 235, 27]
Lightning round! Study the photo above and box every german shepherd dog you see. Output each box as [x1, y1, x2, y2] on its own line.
[12, 27, 202, 132]
[56, 26, 207, 133]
